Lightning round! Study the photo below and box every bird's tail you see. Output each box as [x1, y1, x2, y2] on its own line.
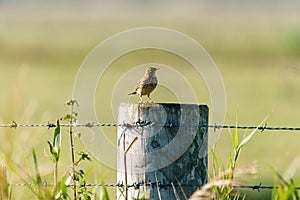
[128, 91, 136, 95]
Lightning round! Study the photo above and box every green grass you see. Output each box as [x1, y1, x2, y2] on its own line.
[1, 2, 300, 199]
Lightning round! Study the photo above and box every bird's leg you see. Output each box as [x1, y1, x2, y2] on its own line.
[147, 94, 154, 103]
[139, 95, 143, 103]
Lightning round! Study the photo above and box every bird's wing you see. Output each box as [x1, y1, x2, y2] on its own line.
[137, 77, 150, 87]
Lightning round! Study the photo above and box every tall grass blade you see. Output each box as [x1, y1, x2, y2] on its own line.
[228, 125, 234, 150]
[210, 146, 221, 171]
[272, 173, 278, 200]
[171, 182, 180, 200]
[0, 160, 8, 200]
[32, 149, 42, 186]
[32, 149, 46, 198]
[272, 167, 289, 186]
[234, 113, 239, 149]
[100, 179, 110, 200]
[155, 172, 162, 200]
[237, 116, 268, 150]
[0, 155, 38, 197]
[25, 158, 34, 183]
[77, 167, 93, 186]
[175, 177, 188, 200]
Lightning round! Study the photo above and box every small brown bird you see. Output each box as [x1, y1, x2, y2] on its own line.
[128, 66, 159, 102]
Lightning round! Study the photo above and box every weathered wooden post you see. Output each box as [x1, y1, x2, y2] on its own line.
[117, 103, 208, 200]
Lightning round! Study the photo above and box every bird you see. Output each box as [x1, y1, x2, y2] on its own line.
[128, 66, 159, 102]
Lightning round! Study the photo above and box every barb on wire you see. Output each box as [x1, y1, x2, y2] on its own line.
[207, 123, 300, 132]
[1, 121, 300, 132]
[11, 121, 17, 128]
[233, 183, 278, 191]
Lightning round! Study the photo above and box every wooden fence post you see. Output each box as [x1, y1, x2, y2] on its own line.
[117, 103, 208, 200]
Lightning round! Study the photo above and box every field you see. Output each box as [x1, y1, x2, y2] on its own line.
[1, 1, 300, 199]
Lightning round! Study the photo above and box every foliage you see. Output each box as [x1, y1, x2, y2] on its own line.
[0, 99, 106, 200]
[1, 150, 58, 199]
[272, 164, 300, 200]
[190, 118, 267, 200]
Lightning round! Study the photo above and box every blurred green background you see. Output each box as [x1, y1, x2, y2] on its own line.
[1, 1, 300, 199]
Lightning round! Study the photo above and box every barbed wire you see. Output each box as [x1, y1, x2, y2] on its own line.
[1, 121, 300, 132]
[7, 182, 300, 192]
[2, 122, 300, 194]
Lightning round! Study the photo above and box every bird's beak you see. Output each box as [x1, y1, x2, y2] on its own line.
[156, 68, 160, 70]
